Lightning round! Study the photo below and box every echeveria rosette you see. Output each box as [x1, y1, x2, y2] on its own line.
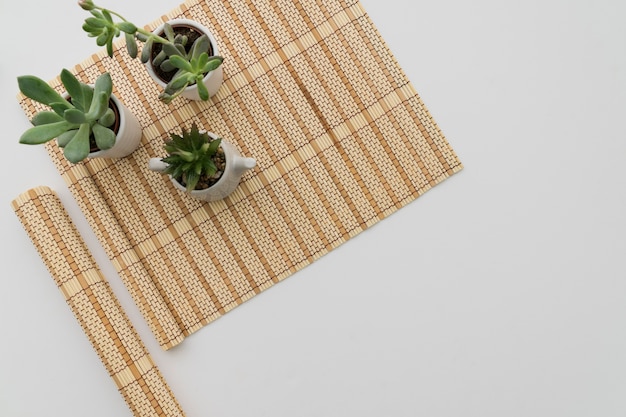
[18, 70, 117, 163]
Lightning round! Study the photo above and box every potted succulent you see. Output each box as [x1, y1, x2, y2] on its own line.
[17, 69, 142, 163]
[79, 0, 224, 104]
[148, 124, 256, 202]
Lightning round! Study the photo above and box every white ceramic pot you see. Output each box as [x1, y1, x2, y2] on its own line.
[88, 93, 142, 159]
[149, 132, 256, 202]
[145, 19, 224, 101]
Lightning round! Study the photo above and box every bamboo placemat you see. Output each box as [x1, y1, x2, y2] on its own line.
[17, 0, 462, 349]
[11, 187, 185, 417]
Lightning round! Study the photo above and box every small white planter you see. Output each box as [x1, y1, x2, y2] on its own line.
[145, 19, 224, 101]
[88, 94, 142, 159]
[149, 132, 256, 202]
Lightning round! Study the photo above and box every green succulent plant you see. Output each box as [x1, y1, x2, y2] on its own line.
[139, 25, 224, 103]
[161, 123, 223, 192]
[79, 0, 223, 104]
[17, 70, 117, 163]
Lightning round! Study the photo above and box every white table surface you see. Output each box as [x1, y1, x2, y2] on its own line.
[1, 0, 625, 416]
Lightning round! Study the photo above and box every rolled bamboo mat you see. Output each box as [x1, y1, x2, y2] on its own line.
[11, 187, 186, 417]
[17, 0, 463, 349]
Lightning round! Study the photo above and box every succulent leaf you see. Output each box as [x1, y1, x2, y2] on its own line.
[162, 42, 184, 58]
[163, 73, 193, 99]
[85, 73, 113, 119]
[64, 108, 88, 124]
[89, 9, 104, 19]
[94, 72, 113, 98]
[196, 53, 209, 71]
[169, 54, 193, 72]
[102, 9, 113, 23]
[17, 76, 68, 107]
[190, 35, 210, 60]
[63, 123, 91, 163]
[31, 111, 64, 126]
[96, 32, 108, 46]
[158, 92, 175, 104]
[106, 35, 114, 57]
[85, 91, 110, 121]
[207, 137, 221, 154]
[60, 70, 88, 111]
[197, 79, 209, 101]
[176, 150, 195, 162]
[174, 34, 188, 47]
[50, 102, 73, 116]
[141, 37, 153, 63]
[57, 130, 78, 147]
[163, 23, 175, 41]
[203, 157, 217, 174]
[118, 21, 137, 34]
[184, 170, 200, 192]
[159, 58, 175, 72]
[19, 121, 74, 145]
[153, 50, 169, 67]
[92, 123, 116, 150]
[99, 108, 115, 127]
[125, 32, 138, 58]
[82, 23, 99, 35]
[85, 17, 105, 28]
[203, 56, 224, 72]
[80, 84, 94, 110]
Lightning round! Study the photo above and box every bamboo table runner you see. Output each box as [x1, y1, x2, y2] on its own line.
[17, 0, 462, 349]
[11, 187, 185, 417]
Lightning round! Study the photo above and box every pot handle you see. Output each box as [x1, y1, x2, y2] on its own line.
[148, 158, 169, 173]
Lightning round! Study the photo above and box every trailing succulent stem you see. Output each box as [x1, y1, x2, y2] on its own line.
[161, 123, 222, 192]
[18, 70, 116, 163]
[79, 0, 224, 103]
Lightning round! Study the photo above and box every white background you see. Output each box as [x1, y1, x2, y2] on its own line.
[1, 0, 625, 416]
